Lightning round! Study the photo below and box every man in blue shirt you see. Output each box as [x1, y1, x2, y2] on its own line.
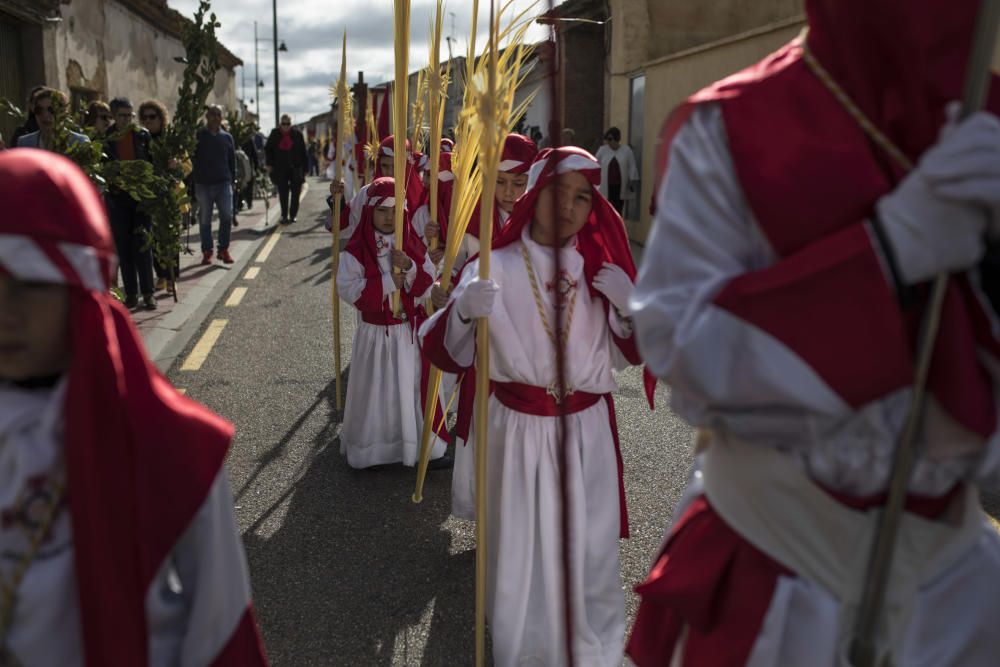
[192, 105, 236, 265]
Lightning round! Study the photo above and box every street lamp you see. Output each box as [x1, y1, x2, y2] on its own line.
[272, 0, 281, 128]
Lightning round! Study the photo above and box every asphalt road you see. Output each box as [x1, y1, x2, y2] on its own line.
[165, 177, 694, 666]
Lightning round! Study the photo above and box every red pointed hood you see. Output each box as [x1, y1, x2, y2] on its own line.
[0, 150, 233, 665]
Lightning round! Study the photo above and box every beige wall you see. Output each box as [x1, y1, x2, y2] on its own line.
[630, 20, 804, 241]
[51, 0, 237, 115]
[646, 0, 802, 59]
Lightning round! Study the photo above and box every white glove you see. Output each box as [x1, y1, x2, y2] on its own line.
[877, 109, 1000, 285]
[592, 262, 633, 313]
[455, 278, 499, 321]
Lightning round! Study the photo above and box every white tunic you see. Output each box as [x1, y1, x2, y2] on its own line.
[630, 102, 1000, 665]
[420, 226, 634, 667]
[0, 381, 255, 667]
[337, 232, 446, 468]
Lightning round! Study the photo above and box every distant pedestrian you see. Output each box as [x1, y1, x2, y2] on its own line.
[594, 127, 639, 216]
[308, 138, 319, 176]
[104, 96, 156, 310]
[265, 114, 308, 224]
[560, 127, 576, 147]
[192, 104, 236, 265]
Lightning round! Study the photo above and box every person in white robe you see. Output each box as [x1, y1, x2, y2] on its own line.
[336, 176, 449, 469]
[626, 3, 1000, 664]
[419, 147, 649, 666]
[0, 150, 267, 666]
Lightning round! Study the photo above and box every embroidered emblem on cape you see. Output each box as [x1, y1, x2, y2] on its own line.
[1, 475, 63, 542]
[545, 270, 578, 311]
[375, 235, 389, 254]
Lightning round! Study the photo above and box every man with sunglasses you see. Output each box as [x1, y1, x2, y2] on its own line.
[192, 104, 237, 265]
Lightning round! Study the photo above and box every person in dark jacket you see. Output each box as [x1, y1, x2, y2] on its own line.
[192, 105, 237, 265]
[10, 84, 45, 148]
[264, 114, 308, 224]
[105, 96, 157, 310]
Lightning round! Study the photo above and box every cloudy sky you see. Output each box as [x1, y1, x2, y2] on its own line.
[170, 0, 562, 130]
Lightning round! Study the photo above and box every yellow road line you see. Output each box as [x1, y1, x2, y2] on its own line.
[180, 319, 228, 371]
[177, 388, 187, 395]
[256, 225, 282, 263]
[990, 515, 1000, 534]
[244, 266, 260, 280]
[225, 286, 248, 307]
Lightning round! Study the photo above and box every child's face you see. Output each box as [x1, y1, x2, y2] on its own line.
[372, 205, 396, 234]
[0, 275, 71, 381]
[378, 156, 395, 177]
[496, 171, 529, 213]
[531, 171, 592, 246]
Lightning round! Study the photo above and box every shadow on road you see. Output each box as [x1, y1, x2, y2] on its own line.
[241, 377, 479, 666]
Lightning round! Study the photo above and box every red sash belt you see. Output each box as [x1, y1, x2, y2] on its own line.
[494, 381, 604, 416]
[493, 381, 629, 540]
[361, 311, 407, 326]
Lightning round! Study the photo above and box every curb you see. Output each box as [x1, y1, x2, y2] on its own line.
[150, 202, 283, 374]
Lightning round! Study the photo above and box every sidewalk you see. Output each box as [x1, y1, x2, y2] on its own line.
[132, 193, 283, 372]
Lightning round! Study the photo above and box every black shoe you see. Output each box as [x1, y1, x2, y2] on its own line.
[279, 217, 288, 225]
[428, 452, 454, 471]
[142, 294, 157, 310]
[233, 217, 239, 228]
[124, 294, 139, 309]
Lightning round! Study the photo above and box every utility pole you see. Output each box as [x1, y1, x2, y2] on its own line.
[254, 21, 260, 118]
[272, 0, 280, 128]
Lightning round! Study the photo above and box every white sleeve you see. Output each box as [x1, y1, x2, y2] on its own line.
[337, 251, 368, 304]
[411, 205, 430, 239]
[629, 103, 847, 439]
[146, 471, 253, 667]
[339, 188, 365, 240]
[418, 259, 479, 367]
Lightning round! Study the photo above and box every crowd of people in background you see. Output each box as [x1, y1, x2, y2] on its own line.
[0, 86, 338, 311]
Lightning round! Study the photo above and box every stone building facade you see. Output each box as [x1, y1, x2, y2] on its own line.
[0, 0, 241, 141]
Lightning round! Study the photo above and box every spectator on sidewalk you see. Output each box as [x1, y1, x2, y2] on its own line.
[265, 114, 308, 224]
[240, 134, 260, 210]
[307, 137, 319, 176]
[193, 105, 236, 265]
[15, 88, 89, 150]
[83, 100, 113, 136]
[594, 127, 639, 216]
[10, 84, 45, 147]
[140, 99, 190, 291]
[104, 96, 156, 311]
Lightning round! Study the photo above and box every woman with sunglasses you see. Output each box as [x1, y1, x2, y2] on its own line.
[15, 88, 89, 151]
[83, 100, 113, 136]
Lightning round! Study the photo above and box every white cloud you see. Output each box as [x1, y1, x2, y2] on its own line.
[169, 0, 561, 130]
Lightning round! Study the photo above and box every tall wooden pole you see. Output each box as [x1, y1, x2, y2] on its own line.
[330, 32, 350, 412]
[392, 0, 411, 318]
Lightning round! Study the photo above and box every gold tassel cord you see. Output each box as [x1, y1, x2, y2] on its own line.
[329, 31, 352, 412]
[391, 0, 411, 318]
